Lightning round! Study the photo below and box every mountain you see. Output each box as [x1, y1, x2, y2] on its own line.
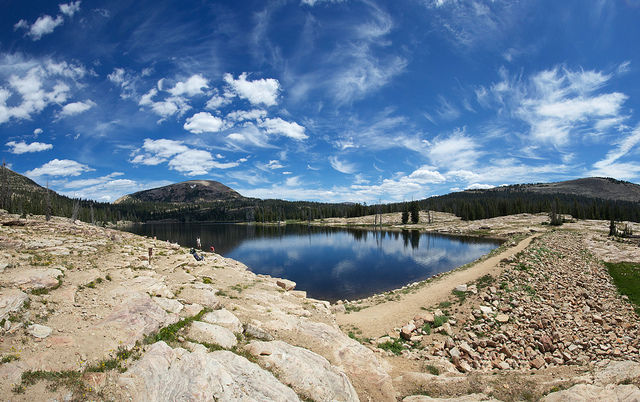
[479, 177, 640, 203]
[113, 180, 246, 204]
[0, 165, 46, 193]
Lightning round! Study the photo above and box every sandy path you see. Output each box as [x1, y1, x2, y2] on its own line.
[335, 232, 543, 338]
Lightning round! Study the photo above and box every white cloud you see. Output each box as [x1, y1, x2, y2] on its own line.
[6, 141, 53, 154]
[15, 1, 82, 41]
[139, 87, 190, 119]
[466, 183, 494, 190]
[169, 149, 240, 176]
[224, 72, 280, 106]
[329, 156, 357, 174]
[349, 166, 445, 200]
[138, 138, 189, 160]
[206, 93, 233, 110]
[26, 159, 94, 177]
[226, 109, 267, 122]
[25, 15, 64, 40]
[108, 68, 126, 84]
[131, 138, 241, 176]
[0, 60, 88, 124]
[258, 117, 308, 140]
[168, 74, 208, 97]
[60, 1, 81, 17]
[183, 112, 226, 133]
[61, 172, 123, 189]
[256, 160, 285, 171]
[59, 100, 95, 117]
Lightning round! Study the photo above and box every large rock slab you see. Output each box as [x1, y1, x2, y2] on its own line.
[541, 383, 640, 401]
[0, 289, 28, 321]
[118, 341, 300, 401]
[593, 360, 640, 386]
[290, 319, 395, 402]
[1, 268, 62, 291]
[245, 340, 359, 402]
[94, 294, 180, 348]
[121, 276, 174, 298]
[187, 321, 238, 349]
[202, 309, 243, 334]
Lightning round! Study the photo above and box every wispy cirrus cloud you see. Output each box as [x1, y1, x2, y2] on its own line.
[422, 0, 524, 52]
[329, 156, 357, 174]
[590, 124, 640, 179]
[478, 64, 629, 148]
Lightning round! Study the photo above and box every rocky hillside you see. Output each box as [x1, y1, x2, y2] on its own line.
[113, 180, 245, 204]
[1, 211, 640, 401]
[482, 177, 640, 202]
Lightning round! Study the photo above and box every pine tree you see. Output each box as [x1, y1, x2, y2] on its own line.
[410, 201, 420, 224]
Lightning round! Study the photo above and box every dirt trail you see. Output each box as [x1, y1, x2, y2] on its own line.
[335, 232, 543, 338]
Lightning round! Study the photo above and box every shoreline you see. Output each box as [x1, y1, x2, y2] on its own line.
[335, 231, 543, 338]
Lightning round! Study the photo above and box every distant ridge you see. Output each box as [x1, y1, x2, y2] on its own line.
[113, 180, 245, 204]
[477, 177, 640, 203]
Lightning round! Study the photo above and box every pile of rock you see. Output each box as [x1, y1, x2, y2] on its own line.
[373, 231, 639, 374]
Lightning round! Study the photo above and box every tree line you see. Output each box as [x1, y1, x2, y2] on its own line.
[2, 166, 639, 226]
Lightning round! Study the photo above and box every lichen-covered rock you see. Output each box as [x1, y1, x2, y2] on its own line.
[118, 341, 300, 401]
[245, 340, 359, 402]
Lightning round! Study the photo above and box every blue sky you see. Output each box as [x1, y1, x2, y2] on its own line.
[2, 0, 640, 204]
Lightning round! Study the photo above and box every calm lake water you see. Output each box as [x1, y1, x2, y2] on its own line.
[122, 223, 502, 303]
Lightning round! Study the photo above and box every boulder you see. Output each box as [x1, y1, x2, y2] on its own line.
[294, 320, 395, 401]
[276, 279, 297, 291]
[455, 284, 467, 292]
[245, 340, 359, 402]
[187, 321, 238, 349]
[177, 284, 221, 309]
[244, 322, 274, 341]
[153, 297, 184, 314]
[27, 324, 53, 339]
[202, 309, 243, 334]
[118, 341, 300, 401]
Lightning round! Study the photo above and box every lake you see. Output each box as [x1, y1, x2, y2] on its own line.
[121, 223, 503, 303]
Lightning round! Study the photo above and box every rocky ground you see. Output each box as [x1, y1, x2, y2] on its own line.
[1, 210, 639, 401]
